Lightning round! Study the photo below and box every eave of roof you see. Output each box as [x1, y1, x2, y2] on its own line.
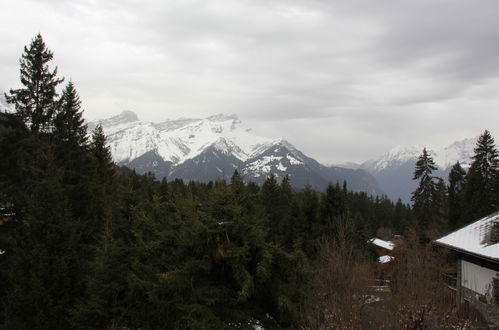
[432, 239, 499, 264]
[368, 238, 395, 251]
[432, 211, 499, 264]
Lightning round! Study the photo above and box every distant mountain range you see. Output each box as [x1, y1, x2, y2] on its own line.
[2, 100, 478, 202]
[89, 111, 383, 195]
[340, 138, 477, 203]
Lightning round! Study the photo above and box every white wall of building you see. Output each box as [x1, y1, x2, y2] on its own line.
[461, 259, 498, 296]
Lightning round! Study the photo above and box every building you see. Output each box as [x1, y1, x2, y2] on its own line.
[369, 237, 395, 256]
[433, 212, 499, 321]
[368, 237, 396, 279]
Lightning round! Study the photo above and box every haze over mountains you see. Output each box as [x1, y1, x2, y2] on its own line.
[346, 138, 477, 203]
[89, 111, 382, 195]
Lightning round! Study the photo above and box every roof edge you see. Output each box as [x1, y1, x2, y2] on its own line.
[432, 239, 499, 265]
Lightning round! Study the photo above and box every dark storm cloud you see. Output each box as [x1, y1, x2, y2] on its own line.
[2, 0, 499, 163]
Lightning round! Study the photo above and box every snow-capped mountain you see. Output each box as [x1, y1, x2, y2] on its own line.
[90, 111, 383, 194]
[88, 111, 274, 165]
[358, 137, 478, 202]
[362, 138, 476, 175]
[433, 138, 476, 170]
[361, 145, 423, 174]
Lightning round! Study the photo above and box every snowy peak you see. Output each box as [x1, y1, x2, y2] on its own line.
[206, 113, 240, 123]
[362, 145, 423, 173]
[91, 111, 383, 195]
[210, 137, 246, 159]
[242, 140, 305, 179]
[433, 137, 477, 169]
[153, 113, 240, 133]
[92, 111, 274, 164]
[115, 110, 139, 123]
[100, 110, 139, 127]
[362, 137, 478, 174]
[360, 136, 480, 202]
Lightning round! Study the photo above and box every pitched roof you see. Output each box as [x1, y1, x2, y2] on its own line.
[369, 238, 395, 251]
[433, 211, 499, 263]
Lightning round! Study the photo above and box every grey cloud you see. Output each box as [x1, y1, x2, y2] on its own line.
[2, 0, 499, 163]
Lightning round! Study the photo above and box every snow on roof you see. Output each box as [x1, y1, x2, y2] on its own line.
[369, 238, 395, 251]
[378, 255, 394, 264]
[434, 211, 499, 262]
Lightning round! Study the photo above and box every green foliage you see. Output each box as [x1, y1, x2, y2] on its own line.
[5, 34, 64, 133]
[411, 148, 438, 220]
[54, 81, 87, 147]
[448, 161, 466, 228]
[411, 148, 447, 238]
[464, 130, 499, 220]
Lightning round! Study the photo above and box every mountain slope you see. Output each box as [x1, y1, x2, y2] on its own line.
[359, 138, 478, 202]
[168, 139, 243, 182]
[91, 111, 383, 194]
[239, 139, 382, 194]
[89, 111, 273, 164]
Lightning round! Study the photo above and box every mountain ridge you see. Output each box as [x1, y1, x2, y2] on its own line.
[354, 137, 478, 202]
[90, 110, 383, 195]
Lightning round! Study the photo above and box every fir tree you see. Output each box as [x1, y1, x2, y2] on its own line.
[5, 34, 64, 133]
[448, 161, 466, 228]
[320, 182, 349, 237]
[261, 174, 281, 242]
[411, 148, 438, 232]
[432, 177, 449, 234]
[393, 198, 411, 233]
[465, 130, 499, 220]
[90, 124, 115, 181]
[87, 125, 116, 245]
[53, 81, 87, 147]
[53, 81, 92, 223]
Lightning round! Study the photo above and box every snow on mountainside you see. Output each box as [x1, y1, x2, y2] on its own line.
[362, 145, 423, 173]
[433, 138, 476, 170]
[88, 111, 274, 165]
[90, 111, 383, 194]
[362, 138, 477, 174]
[358, 137, 478, 203]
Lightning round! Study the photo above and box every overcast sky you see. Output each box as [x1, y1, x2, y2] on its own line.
[2, 0, 499, 164]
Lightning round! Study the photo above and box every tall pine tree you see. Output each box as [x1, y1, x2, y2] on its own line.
[5, 34, 64, 133]
[54, 81, 87, 147]
[465, 130, 499, 220]
[448, 161, 466, 228]
[411, 148, 438, 233]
